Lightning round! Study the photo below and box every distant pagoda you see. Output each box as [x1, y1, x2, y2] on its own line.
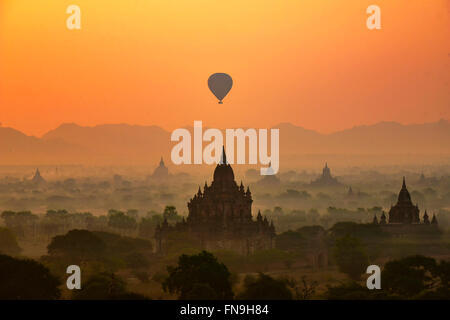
[257, 162, 281, 186]
[151, 157, 169, 179]
[31, 168, 46, 185]
[310, 163, 340, 186]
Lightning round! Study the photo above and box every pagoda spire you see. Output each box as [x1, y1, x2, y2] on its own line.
[372, 214, 378, 224]
[431, 214, 438, 225]
[380, 211, 387, 225]
[423, 210, 430, 224]
[402, 176, 406, 189]
[220, 145, 227, 164]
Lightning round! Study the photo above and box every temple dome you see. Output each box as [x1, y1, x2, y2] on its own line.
[213, 146, 234, 182]
[397, 176, 412, 204]
[152, 157, 169, 179]
[213, 163, 235, 182]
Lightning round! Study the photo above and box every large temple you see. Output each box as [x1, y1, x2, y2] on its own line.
[155, 147, 276, 255]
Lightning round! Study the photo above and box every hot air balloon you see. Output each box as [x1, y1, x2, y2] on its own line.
[208, 73, 233, 104]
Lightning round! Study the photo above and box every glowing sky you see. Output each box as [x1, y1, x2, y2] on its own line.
[0, 0, 449, 136]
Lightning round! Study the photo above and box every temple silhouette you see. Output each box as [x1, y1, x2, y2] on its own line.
[30, 168, 46, 186]
[257, 162, 281, 186]
[155, 147, 276, 255]
[373, 177, 438, 234]
[310, 163, 340, 186]
[151, 157, 169, 180]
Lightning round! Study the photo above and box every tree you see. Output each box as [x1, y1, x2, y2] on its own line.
[382, 255, 438, 297]
[138, 217, 156, 238]
[184, 283, 218, 300]
[125, 252, 150, 269]
[107, 210, 137, 232]
[0, 254, 60, 300]
[330, 222, 384, 239]
[333, 235, 369, 280]
[72, 272, 147, 300]
[0, 227, 21, 256]
[236, 273, 293, 300]
[1, 211, 38, 239]
[284, 276, 318, 300]
[307, 209, 319, 223]
[276, 230, 305, 252]
[126, 209, 139, 219]
[1, 210, 15, 225]
[163, 251, 233, 300]
[436, 260, 450, 290]
[247, 249, 292, 272]
[93, 231, 152, 256]
[163, 206, 179, 220]
[47, 229, 106, 261]
[273, 207, 284, 216]
[324, 281, 393, 300]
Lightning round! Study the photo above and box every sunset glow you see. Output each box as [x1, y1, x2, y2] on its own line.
[0, 0, 449, 136]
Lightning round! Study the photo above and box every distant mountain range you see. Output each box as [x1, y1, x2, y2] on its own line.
[0, 120, 449, 165]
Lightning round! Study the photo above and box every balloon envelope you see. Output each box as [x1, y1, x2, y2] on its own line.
[208, 73, 233, 103]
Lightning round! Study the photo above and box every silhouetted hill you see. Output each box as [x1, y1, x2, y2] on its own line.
[0, 120, 449, 165]
[0, 126, 86, 165]
[276, 119, 450, 155]
[42, 123, 172, 165]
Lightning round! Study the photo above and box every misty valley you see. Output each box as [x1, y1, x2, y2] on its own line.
[1, 159, 450, 300]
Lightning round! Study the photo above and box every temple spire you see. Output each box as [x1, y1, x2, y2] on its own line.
[372, 214, 378, 224]
[423, 210, 430, 224]
[431, 214, 438, 225]
[402, 176, 406, 188]
[220, 145, 227, 164]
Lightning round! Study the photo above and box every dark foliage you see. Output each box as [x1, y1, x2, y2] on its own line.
[163, 251, 233, 300]
[236, 273, 293, 300]
[0, 254, 60, 300]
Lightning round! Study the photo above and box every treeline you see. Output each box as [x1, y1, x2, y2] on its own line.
[0, 206, 182, 241]
[1, 248, 449, 300]
[262, 206, 383, 232]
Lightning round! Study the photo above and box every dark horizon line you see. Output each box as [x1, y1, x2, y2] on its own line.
[1, 118, 449, 139]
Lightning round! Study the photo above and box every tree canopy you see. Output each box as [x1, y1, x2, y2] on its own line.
[163, 251, 233, 300]
[72, 272, 147, 300]
[333, 235, 369, 280]
[0, 227, 21, 256]
[0, 254, 60, 300]
[47, 229, 106, 260]
[236, 273, 293, 300]
[383, 255, 450, 298]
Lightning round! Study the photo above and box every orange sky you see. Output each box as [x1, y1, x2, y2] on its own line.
[0, 0, 449, 137]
